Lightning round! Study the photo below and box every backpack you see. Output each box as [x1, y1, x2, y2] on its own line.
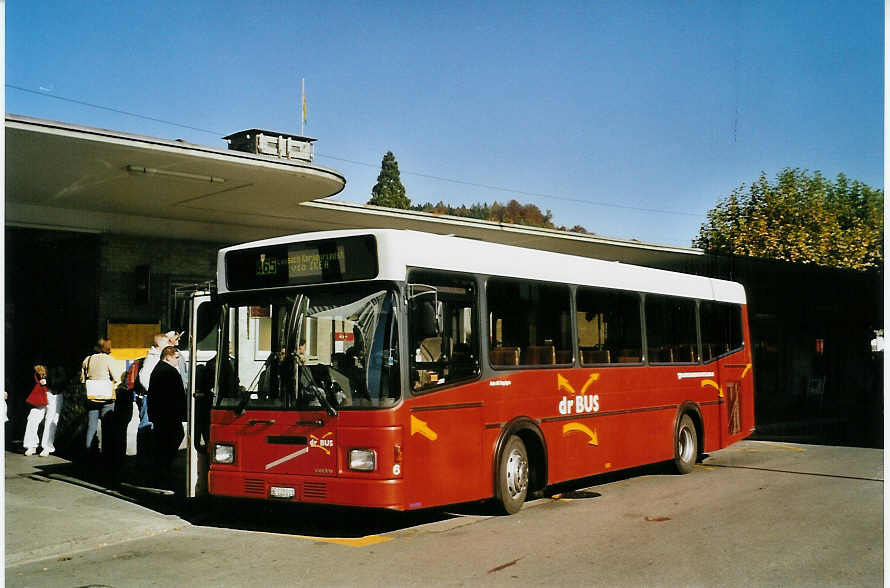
[126, 357, 147, 395]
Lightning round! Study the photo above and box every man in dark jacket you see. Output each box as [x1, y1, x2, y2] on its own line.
[148, 346, 187, 488]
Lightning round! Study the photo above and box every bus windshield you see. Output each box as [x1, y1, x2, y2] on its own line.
[214, 284, 401, 411]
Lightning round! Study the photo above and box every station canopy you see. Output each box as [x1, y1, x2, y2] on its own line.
[5, 114, 702, 267]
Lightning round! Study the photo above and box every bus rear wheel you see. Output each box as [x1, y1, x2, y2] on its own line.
[496, 435, 529, 514]
[673, 414, 698, 474]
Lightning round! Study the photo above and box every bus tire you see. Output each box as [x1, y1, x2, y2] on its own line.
[496, 435, 529, 514]
[673, 414, 697, 474]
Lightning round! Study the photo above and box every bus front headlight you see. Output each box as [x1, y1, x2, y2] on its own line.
[348, 448, 377, 472]
[213, 443, 236, 464]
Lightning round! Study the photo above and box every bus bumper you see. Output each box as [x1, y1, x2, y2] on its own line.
[209, 471, 405, 510]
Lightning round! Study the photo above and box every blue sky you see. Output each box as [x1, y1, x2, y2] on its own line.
[6, 1, 883, 247]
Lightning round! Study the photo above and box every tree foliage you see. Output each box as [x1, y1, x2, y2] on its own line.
[410, 199, 589, 233]
[694, 169, 883, 270]
[368, 151, 410, 209]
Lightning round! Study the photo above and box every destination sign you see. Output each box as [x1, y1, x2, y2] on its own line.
[287, 244, 346, 278]
[225, 235, 378, 290]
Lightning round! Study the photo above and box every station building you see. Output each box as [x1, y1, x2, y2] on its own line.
[5, 115, 882, 447]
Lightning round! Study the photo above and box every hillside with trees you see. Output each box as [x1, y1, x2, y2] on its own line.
[410, 200, 589, 233]
[367, 151, 589, 233]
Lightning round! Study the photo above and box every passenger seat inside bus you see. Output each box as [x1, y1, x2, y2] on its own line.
[417, 337, 442, 362]
[580, 347, 611, 364]
[524, 346, 555, 365]
[489, 346, 521, 366]
[617, 349, 641, 363]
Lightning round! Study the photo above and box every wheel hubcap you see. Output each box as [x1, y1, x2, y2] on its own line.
[505, 448, 528, 498]
[678, 427, 694, 463]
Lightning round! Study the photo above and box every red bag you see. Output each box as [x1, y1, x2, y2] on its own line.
[126, 360, 141, 391]
[26, 381, 48, 408]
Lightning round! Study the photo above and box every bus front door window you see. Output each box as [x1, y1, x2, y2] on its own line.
[408, 273, 479, 392]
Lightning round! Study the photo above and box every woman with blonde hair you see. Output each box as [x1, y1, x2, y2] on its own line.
[81, 338, 119, 455]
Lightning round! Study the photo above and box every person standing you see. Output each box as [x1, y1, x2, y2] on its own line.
[135, 333, 169, 467]
[39, 365, 67, 456]
[148, 345, 187, 488]
[23, 364, 49, 456]
[138, 333, 169, 431]
[80, 338, 119, 457]
[165, 331, 188, 385]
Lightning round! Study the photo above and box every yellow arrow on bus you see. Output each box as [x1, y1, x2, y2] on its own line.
[701, 379, 724, 398]
[558, 373, 599, 395]
[410, 415, 438, 441]
[580, 372, 600, 394]
[563, 422, 599, 445]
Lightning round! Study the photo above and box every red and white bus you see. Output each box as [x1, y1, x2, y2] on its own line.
[192, 229, 754, 514]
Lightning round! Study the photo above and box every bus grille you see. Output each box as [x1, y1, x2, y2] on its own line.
[303, 482, 327, 500]
[244, 478, 265, 495]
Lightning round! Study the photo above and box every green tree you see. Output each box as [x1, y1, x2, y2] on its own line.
[694, 169, 883, 270]
[368, 151, 410, 209]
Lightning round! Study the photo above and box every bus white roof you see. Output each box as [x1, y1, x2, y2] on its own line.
[218, 229, 746, 304]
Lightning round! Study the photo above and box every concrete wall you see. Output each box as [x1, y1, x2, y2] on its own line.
[97, 234, 223, 333]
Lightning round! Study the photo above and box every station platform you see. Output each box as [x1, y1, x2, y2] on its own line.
[4, 450, 187, 567]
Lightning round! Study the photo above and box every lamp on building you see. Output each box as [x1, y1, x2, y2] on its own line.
[126, 165, 226, 184]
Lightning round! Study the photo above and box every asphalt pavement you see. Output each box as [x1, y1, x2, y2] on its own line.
[4, 441, 884, 586]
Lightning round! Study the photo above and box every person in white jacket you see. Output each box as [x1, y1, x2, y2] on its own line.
[137, 333, 169, 431]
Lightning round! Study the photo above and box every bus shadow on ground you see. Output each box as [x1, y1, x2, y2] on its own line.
[24, 454, 461, 538]
[186, 499, 458, 537]
[535, 459, 694, 502]
[24, 455, 695, 539]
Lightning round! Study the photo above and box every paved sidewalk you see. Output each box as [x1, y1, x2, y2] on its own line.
[4, 451, 187, 567]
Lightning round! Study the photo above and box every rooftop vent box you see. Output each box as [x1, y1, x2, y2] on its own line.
[223, 129, 316, 162]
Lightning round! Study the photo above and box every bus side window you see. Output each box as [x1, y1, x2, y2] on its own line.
[577, 287, 643, 365]
[700, 301, 744, 362]
[487, 278, 572, 368]
[645, 294, 698, 364]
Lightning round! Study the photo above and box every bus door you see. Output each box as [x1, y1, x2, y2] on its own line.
[184, 291, 220, 498]
[700, 301, 749, 449]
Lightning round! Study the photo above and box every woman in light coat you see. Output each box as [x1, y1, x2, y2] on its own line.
[80, 338, 119, 453]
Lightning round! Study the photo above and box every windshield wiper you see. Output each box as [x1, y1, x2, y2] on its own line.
[310, 382, 338, 417]
[294, 353, 338, 417]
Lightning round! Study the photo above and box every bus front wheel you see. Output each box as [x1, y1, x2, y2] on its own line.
[496, 435, 529, 514]
[673, 414, 698, 474]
